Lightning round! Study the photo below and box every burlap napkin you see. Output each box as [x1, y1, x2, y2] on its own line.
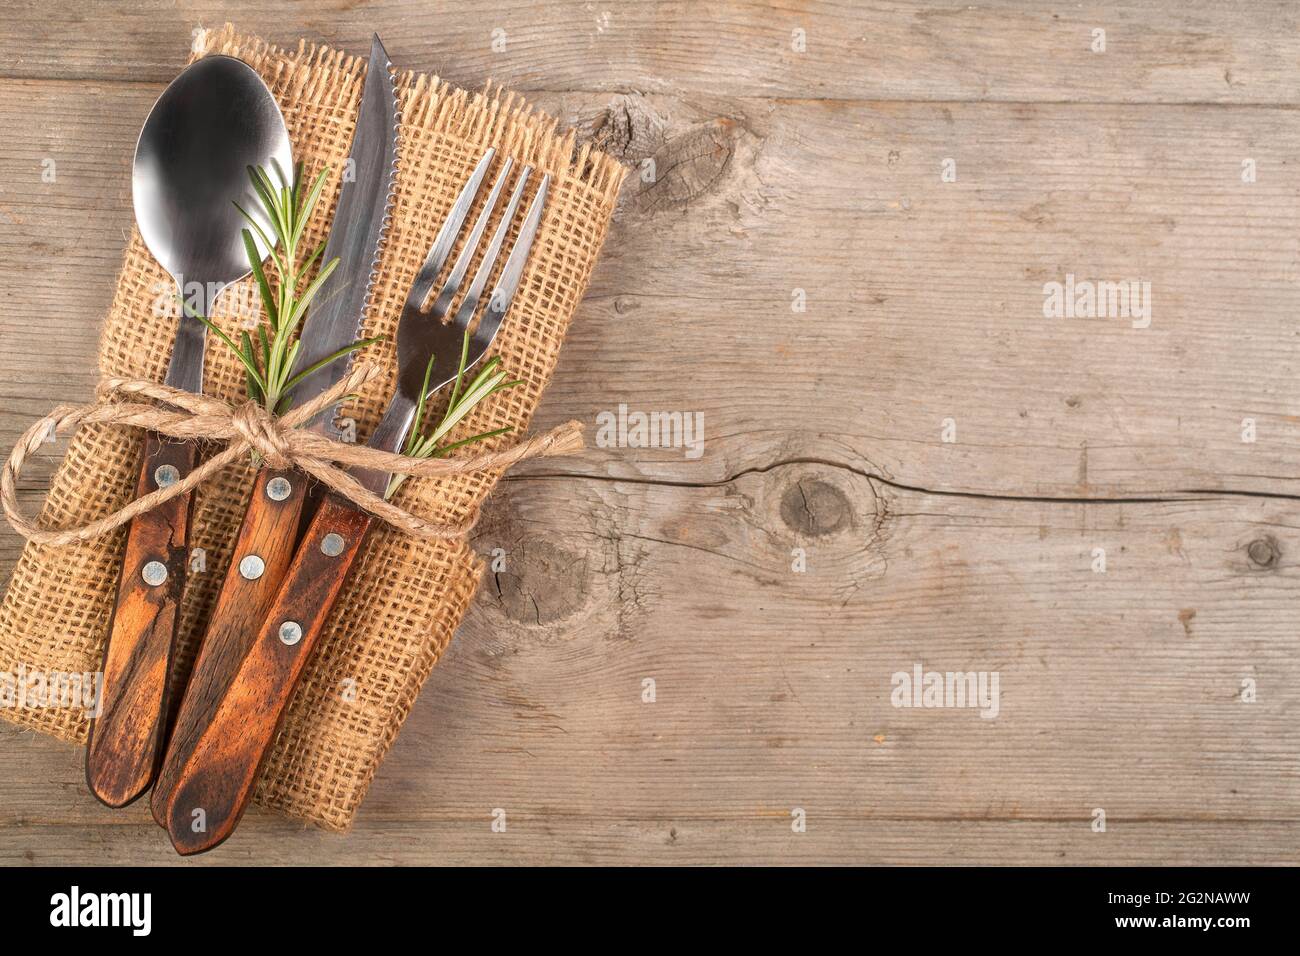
[0, 25, 623, 830]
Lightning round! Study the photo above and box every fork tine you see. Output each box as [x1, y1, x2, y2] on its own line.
[403, 149, 495, 312]
[430, 157, 514, 320]
[465, 173, 550, 365]
[450, 166, 531, 331]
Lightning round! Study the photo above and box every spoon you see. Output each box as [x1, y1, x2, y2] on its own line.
[85, 55, 291, 808]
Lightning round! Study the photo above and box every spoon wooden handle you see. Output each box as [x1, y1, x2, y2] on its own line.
[150, 464, 309, 826]
[162, 494, 371, 854]
[85, 432, 197, 807]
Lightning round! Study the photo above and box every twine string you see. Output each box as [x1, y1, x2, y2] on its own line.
[1, 363, 583, 547]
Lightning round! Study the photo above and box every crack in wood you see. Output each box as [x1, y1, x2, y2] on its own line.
[506, 457, 1285, 508]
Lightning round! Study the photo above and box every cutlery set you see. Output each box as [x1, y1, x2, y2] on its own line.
[83, 35, 548, 854]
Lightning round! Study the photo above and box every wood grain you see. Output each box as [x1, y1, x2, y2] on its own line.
[151, 465, 307, 826]
[6, 85, 1300, 499]
[84, 433, 196, 808]
[4, 472, 1296, 863]
[1, 0, 1298, 865]
[5, 819, 1297, 867]
[1, 1, 1299, 105]
[162, 495, 370, 854]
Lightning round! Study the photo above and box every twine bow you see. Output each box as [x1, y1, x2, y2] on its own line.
[2, 363, 583, 547]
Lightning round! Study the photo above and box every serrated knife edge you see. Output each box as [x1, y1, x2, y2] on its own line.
[288, 33, 400, 435]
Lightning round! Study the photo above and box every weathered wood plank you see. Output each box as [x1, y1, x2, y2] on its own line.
[2, 1, 1298, 866]
[3, 472, 1297, 863]
[4, 81, 1299, 498]
[548, 94, 1300, 498]
[1, 1, 1299, 105]
[4, 819, 1296, 866]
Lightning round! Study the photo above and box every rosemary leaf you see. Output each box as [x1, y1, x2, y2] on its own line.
[241, 229, 278, 328]
[282, 257, 340, 337]
[233, 202, 276, 260]
[291, 168, 332, 250]
[434, 426, 514, 457]
[239, 330, 263, 404]
[404, 355, 439, 457]
[247, 166, 287, 243]
[194, 312, 264, 386]
[294, 241, 326, 285]
[445, 329, 473, 411]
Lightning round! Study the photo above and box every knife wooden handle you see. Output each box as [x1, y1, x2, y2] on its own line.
[162, 494, 372, 854]
[149, 464, 309, 826]
[85, 432, 197, 808]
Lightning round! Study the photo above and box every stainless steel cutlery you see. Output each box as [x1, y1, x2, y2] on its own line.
[159, 149, 548, 854]
[83, 39, 549, 855]
[148, 33, 400, 829]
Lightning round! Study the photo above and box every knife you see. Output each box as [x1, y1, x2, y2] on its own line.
[149, 34, 400, 828]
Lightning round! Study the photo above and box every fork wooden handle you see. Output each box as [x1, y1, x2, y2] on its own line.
[149, 464, 308, 826]
[85, 432, 197, 807]
[161, 494, 372, 854]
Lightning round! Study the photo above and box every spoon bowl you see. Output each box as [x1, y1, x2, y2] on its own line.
[133, 54, 291, 366]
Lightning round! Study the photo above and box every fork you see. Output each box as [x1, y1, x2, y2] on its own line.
[157, 149, 549, 854]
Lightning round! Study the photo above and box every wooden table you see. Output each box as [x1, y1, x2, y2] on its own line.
[1, 0, 1297, 865]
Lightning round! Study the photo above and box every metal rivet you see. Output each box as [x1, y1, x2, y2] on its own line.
[154, 464, 179, 488]
[266, 476, 292, 501]
[321, 532, 346, 557]
[238, 554, 265, 580]
[141, 561, 168, 586]
[278, 621, 303, 646]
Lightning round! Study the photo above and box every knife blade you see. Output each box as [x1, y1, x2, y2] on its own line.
[149, 34, 400, 828]
[287, 34, 401, 436]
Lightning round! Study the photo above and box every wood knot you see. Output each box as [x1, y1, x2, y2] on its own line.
[779, 479, 852, 537]
[589, 94, 665, 163]
[472, 494, 594, 636]
[1246, 535, 1281, 570]
[633, 119, 739, 216]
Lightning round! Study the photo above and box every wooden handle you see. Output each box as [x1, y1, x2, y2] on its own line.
[162, 494, 372, 854]
[85, 432, 197, 808]
[149, 465, 309, 827]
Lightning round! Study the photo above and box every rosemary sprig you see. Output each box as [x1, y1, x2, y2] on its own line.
[194, 162, 380, 415]
[386, 329, 522, 499]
